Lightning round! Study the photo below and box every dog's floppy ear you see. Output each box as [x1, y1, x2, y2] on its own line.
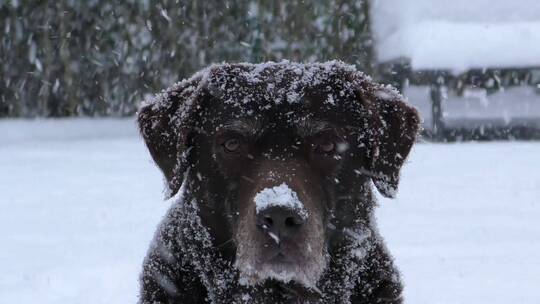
[137, 78, 201, 197]
[359, 83, 420, 198]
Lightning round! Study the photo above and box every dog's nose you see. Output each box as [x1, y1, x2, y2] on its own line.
[256, 206, 305, 238]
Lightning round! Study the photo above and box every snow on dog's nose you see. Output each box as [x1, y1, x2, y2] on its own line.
[254, 183, 308, 243]
[254, 183, 308, 219]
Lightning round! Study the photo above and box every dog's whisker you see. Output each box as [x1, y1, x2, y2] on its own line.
[336, 194, 354, 201]
[240, 175, 255, 183]
[353, 168, 385, 179]
[326, 222, 337, 230]
[215, 238, 234, 248]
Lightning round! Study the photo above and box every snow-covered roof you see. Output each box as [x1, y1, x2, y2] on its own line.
[371, 0, 540, 72]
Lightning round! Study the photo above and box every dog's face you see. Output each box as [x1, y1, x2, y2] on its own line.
[199, 95, 362, 287]
[139, 62, 419, 289]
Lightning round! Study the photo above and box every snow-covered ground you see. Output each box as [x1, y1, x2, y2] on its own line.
[1, 119, 539, 303]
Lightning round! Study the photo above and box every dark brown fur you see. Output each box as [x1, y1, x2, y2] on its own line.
[137, 62, 419, 304]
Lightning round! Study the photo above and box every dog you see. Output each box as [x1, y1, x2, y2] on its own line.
[137, 61, 420, 303]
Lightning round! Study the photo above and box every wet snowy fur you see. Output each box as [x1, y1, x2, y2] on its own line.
[141, 175, 403, 303]
[138, 61, 420, 303]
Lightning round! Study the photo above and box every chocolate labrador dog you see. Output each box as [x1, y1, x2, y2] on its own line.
[137, 61, 419, 303]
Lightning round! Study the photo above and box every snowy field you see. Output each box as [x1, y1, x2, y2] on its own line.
[1, 118, 539, 304]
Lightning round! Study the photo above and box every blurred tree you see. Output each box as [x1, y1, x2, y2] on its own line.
[0, 0, 374, 117]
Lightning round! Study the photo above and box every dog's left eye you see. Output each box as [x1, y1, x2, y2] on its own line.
[319, 141, 335, 153]
[312, 139, 337, 155]
[223, 138, 241, 153]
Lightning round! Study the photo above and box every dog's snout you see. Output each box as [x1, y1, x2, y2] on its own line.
[257, 206, 304, 236]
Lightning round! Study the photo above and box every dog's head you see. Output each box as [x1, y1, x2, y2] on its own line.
[138, 62, 419, 289]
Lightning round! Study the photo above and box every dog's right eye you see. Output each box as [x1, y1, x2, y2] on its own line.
[223, 138, 241, 153]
